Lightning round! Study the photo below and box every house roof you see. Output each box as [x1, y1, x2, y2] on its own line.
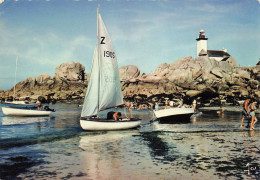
[257, 61, 260, 65]
[207, 50, 230, 58]
[199, 49, 207, 56]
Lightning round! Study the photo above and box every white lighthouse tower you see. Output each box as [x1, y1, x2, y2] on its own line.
[196, 30, 208, 56]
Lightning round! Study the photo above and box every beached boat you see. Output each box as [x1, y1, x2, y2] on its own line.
[2, 101, 38, 109]
[3, 57, 38, 109]
[153, 107, 194, 122]
[80, 7, 142, 131]
[2, 107, 51, 116]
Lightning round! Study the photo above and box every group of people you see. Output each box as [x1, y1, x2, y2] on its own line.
[240, 99, 258, 130]
[107, 98, 258, 126]
[154, 99, 197, 112]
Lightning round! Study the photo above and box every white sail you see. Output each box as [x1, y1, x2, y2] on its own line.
[81, 10, 123, 117]
[97, 13, 123, 111]
[81, 47, 99, 117]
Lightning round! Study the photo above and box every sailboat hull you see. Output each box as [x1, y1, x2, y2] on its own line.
[80, 118, 141, 131]
[3, 102, 38, 109]
[153, 108, 194, 122]
[2, 107, 51, 116]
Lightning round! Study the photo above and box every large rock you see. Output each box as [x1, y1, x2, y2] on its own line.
[186, 90, 202, 98]
[54, 61, 85, 81]
[153, 63, 170, 77]
[37, 74, 52, 85]
[15, 77, 36, 90]
[0, 90, 4, 99]
[119, 65, 140, 81]
[139, 74, 163, 83]
[234, 69, 250, 80]
[210, 67, 223, 78]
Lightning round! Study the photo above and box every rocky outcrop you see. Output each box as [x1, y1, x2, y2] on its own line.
[1, 57, 259, 106]
[37, 74, 52, 85]
[1, 62, 88, 103]
[54, 61, 86, 81]
[121, 56, 259, 106]
[119, 65, 140, 81]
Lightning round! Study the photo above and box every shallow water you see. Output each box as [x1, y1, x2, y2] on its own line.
[0, 103, 259, 179]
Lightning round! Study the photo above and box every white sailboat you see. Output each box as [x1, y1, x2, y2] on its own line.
[2, 56, 38, 109]
[2, 106, 51, 116]
[80, 7, 142, 131]
[1, 57, 53, 117]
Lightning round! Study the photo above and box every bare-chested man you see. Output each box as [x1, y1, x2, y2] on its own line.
[240, 99, 251, 127]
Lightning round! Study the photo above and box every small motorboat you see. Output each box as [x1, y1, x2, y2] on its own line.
[153, 107, 194, 122]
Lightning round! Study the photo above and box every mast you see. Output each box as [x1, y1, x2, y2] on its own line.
[97, 4, 101, 111]
[13, 56, 18, 101]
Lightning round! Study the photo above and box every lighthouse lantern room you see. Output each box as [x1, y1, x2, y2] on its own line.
[196, 30, 208, 56]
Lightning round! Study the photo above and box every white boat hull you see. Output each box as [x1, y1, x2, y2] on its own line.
[80, 118, 142, 131]
[153, 108, 194, 121]
[2, 107, 51, 116]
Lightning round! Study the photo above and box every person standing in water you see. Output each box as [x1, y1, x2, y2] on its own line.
[155, 102, 159, 111]
[240, 99, 251, 127]
[192, 99, 197, 113]
[248, 101, 258, 130]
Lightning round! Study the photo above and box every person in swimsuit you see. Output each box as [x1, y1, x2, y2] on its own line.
[249, 101, 258, 130]
[37, 101, 42, 110]
[113, 112, 122, 121]
[107, 111, 122, 121]
[240, 99, 251, 127]
[192, 99, 197, 113]
[155, 103, 159, 111]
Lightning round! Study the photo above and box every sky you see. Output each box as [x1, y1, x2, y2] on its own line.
[0, 0, 260, 90]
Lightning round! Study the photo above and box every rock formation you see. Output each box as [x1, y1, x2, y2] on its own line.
[2, 62, 88, 103]
[1, 57, 259, 106]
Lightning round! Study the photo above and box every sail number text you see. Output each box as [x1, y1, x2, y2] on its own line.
[104, 51, 115, 59]
[100, 37, 115, 59]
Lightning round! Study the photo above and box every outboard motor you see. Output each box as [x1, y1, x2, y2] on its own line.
[44, 106, 55, 112]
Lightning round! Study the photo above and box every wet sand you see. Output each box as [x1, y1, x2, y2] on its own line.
[5, 129, 259, 180]
[0, 104, 259, 179]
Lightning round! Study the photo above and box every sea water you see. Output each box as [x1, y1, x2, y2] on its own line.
[0, 103, 259, 179]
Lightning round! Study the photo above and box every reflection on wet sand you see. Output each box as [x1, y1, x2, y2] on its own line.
[2, 116, 50, 126]
[78, 131, 140, 179]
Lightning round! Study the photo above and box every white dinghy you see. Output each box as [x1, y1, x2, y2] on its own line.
[80, 7, 142, 131]
[2, 107, 51, 117]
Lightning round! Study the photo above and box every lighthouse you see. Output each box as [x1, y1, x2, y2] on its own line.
[196, 30, 208, 56]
